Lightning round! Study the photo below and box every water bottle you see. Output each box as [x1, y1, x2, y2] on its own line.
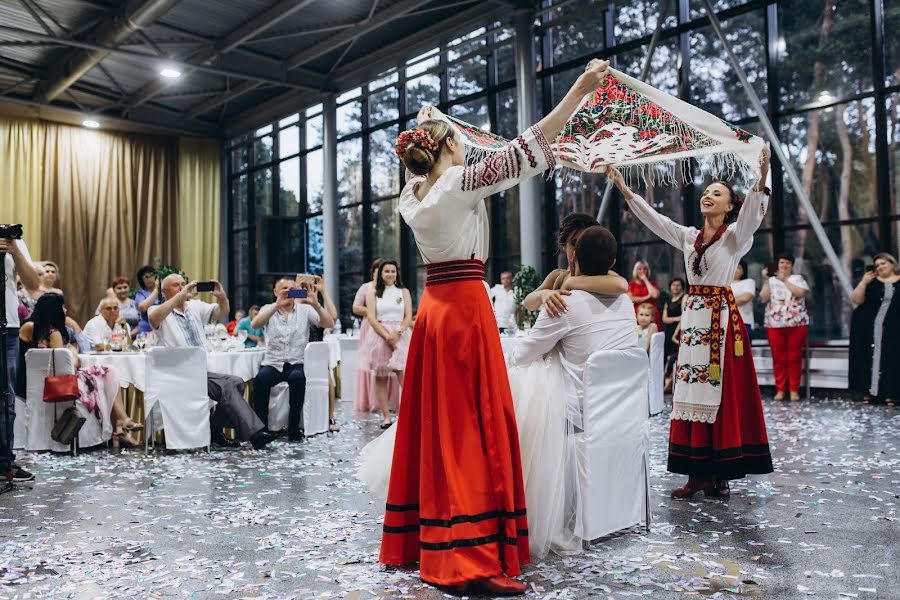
[352, 318, 360, 337]
[334, 318, 342, 336]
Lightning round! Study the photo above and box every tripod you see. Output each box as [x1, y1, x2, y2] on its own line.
[0, 248, 17, 495]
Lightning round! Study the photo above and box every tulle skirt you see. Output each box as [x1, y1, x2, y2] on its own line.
[359, 320, 411, 376]
[354, 319, 400, 412]
[507, 351, 583, 558]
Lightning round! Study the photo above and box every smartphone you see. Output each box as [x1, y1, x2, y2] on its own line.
[865, 264, 876, 272]
[196, 281, 215, 293]
[295, 274, 315, 285]
[287, 288, 308, 299]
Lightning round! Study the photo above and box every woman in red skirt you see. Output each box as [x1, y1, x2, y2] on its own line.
[605, 150, 774, 499]
[381, 62, 610, 595]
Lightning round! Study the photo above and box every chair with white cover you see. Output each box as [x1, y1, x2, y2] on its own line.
[144, 347, 214, 452]
[576, 346, 651, 541]
[23, 349, 111, 453]
[303, 342, 330, 435]
[338, 337, 359, 401]
[648, 332, 666, 415]
[266, 383, 290, 432]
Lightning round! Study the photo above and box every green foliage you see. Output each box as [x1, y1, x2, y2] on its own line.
[512, 266, 542, 328]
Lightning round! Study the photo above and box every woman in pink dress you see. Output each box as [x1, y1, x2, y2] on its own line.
[352, 259, 400, 412]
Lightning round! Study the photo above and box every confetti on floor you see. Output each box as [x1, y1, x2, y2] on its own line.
[1, 396, 898, 599]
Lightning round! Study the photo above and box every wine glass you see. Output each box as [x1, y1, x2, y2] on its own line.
[236, 330, 248, 347]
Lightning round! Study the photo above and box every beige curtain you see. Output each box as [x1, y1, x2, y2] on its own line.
[42, 124, 180, 324]
[178, 137, 221, 282]
[0, 119, 45, 256]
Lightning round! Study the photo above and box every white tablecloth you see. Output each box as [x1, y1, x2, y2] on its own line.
[79, 349, 267, 392]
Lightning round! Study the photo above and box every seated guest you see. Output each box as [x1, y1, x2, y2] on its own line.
[226, 310, 245, 336]
[18, 261, 62, 315]
[508, 226, 637, 558]
[251, 277, 335, 441]
[97, 277, 140, 337]
[134, 265, 160, 335]
[488, 271, 516, 331]
[19, 294, 139, 446]
[236, 306, 263, 347]
[149, 275, 276, 450]
[636, 303, 659, 353]
[83, 298, 130, 349]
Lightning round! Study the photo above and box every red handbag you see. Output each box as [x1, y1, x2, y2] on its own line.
[43, 350, 79, 403]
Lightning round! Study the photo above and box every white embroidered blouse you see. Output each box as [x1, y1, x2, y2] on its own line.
[399, 125, 555, 264]
[624, 189, 769, 422]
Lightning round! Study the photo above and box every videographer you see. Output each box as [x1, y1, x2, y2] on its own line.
[1, 227, 40, 483]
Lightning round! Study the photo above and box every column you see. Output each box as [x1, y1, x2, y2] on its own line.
[514, 8, 542, 271]
[322, 94, 340, 307]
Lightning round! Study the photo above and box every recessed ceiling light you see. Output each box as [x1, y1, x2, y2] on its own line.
[160, 66, 181, 79]
[82, 119, 100, 129]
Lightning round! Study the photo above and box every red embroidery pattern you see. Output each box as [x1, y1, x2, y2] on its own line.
[531, 125, 556, 169]
[461, 145, 521, 191]
[515, 135, 537, 170]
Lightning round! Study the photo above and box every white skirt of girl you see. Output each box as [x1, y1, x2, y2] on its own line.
[357, 349, 584, 559]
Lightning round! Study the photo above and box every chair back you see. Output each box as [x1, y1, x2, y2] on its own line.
[338, 337, 359, 401]
[648, 331, 666, 415]
[576, 346, 650, 540]
[24, 349, 77, 452]
[303, 342, 331, 435]
[145, 347, 211, 450]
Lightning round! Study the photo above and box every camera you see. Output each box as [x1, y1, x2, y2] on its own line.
[0, 224, 23, 240]
[195, 281, 215, 293]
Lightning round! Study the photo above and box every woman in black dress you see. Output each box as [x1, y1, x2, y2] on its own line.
[848, 253, 900, 404]
[661, 277, 685, 393]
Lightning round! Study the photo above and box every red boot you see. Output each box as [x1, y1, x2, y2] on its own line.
[670, 476, 713, 499]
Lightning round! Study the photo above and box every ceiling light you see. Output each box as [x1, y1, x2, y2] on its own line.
[817, 91, 835, 104]
[82, 119, 100, 129]
[160, 66, 181, 79]
[776, 37, 787, 54]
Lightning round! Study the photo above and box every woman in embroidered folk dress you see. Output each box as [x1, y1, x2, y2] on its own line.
[377, 61, 610, 595]
[606, 148, 774, 499]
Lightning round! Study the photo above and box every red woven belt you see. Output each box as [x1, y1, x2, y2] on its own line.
[687, 284, 745, 381]
[425, 259, 486, 286]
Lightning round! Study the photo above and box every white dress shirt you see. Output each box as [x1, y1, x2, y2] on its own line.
[4, 239, 34, 328]
[399, 125, 555, 264]
[82, 315, 114, 347]
[509, 291, 639, 406]
[149, 299, 217, 348]
[260, 302, 321, 370]
[489, 284, 516, 328]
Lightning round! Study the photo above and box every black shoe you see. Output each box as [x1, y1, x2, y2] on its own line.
[12, 467, 35, 483]
[211, 430, 240, 448]
[288, 430, 305, 443]
[250, 429, 278, 450]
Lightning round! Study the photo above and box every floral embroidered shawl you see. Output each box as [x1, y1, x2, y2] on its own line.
[430, 67, 766, 184]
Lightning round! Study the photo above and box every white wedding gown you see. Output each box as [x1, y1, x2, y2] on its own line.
[358, 350, 584, 559]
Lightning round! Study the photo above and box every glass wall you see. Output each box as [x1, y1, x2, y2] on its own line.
[227, 0, 900, 339]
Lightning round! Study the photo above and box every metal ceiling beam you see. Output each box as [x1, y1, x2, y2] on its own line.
[0, 25, 328, 92]
[184, 81, 262, 118]
[124, 0, 318, 110]
[34, 0, 181, 103]
[223, 0, 505, 137]
[283, 0, 434, 71]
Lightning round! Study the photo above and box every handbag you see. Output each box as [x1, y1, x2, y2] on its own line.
[50, 406, 86, 446]
[43, 350, 79, 403]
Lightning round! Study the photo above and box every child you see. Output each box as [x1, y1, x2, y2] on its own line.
[636, 303, 659, 353]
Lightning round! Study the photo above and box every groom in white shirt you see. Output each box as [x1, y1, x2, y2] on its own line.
[509, 225, 638, 390]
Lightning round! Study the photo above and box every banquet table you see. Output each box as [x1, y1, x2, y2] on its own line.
[79, 349, 267, 391]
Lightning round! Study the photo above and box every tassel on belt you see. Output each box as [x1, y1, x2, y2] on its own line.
[688, 284, 745, 381]
[425, 259, 486, 286]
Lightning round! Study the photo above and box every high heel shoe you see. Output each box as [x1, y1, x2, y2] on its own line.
[122, 420, 143, 431]
[670, 476, 713, 499]
[328, 419, 340, 432]
[380, 420, 393, 429]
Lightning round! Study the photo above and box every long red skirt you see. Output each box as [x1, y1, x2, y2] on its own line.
[668, 321, 774, 480]
[379, 275, 529, 586]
